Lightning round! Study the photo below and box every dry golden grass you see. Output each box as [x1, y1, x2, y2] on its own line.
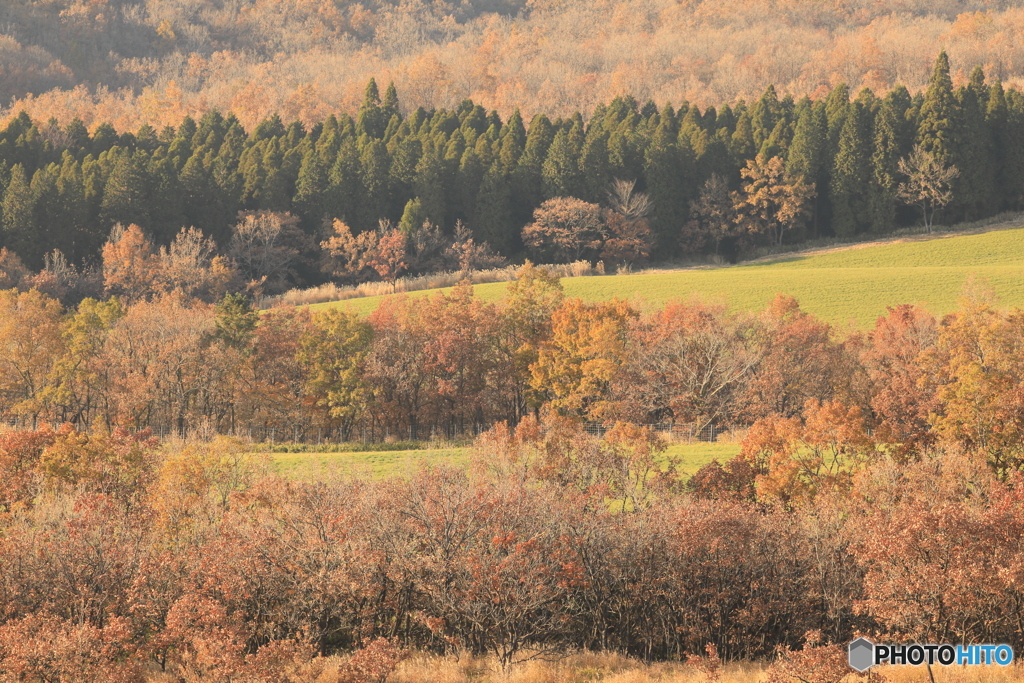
[268, 261, 596, 308]
[388, 650, 1024, 683]
[878, 664, 1024, 682]
[391, 650, 762, 683]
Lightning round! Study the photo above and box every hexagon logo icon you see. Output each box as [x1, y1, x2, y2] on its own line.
[849, 637, 875, 672]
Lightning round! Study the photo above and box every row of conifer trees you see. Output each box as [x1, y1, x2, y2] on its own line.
[1, 51, 1021, 275]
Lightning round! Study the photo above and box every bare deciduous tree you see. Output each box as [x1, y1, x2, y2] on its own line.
[683, 174, 740, 257]
[897, 144, 959, 233]
[157, 226, 237, 302]
[320, 219, 379, 283]
[606, 178, 653, 221]
[445, 220, 505, 275]
[229, 211, 303, 295]
[601, 180, 654, 269]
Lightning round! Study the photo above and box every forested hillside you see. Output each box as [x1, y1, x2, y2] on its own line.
[1, 52, 1022, 299]
[5, 0, 1024, 131]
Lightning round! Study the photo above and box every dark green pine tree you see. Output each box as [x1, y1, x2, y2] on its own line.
[730, 111, 756, 163]
[358, 137, 391, 229]
[28, 164, 60, 267]
[168, 120, 194, 171]
[786, 99, 828, 237]
[194, 111, 227, 152]
[759, 118, 790, 159]
[475, 127, 498, 168]
[387, 133, 421, 216]
[179, 151, 214, 237]
[498, 109, 526, 170]
[382, 82, 401, 125]
[1000, 89, 1024, 210]
[459, 103, 488, 142]
[952, 67, 995, 220]
[917, 50, 957, 164]
[316, 123, 341, 162]
[677, 105, 701, 147]
[214, 292, 258, 351]
[541, 127, 582, 199]
[81, 155, 104, 239]
[258, 138, 290, 212]
[715, 104, 737, 135]
[251, 114, 285, 143]
[825, 84, 851, 156]
[607, 123, 642, 185]
[55, 153, 93, 263]
[413, 142, 446, 229]
[511, 114, 554, 225]
[283, 121, 305, 151]
[987, 81, 1020, 210]
[1, 163, 37, 264]
[429, 109, 460, 137]
[91, 122, 119, 157]
[398, 197, 427, 234]
[870, 87, 913, 234]
[281, 139, 304, 209]
[2, 164, 35, 260]
[9, 121, 44, 177]
[294, 136, 330, 232]
[830, 101, 874, 238]
[816, 85, 851, 236]
[568, 115, 586, 152]
[238, 140, 266, 209]
[383, 114, 402, 144]
[474, 160, 515, 255]
[64, 119, 90, 158]
[357, 78, 386, 139]
[579, 126, 609, 204]
[100, 149, 151, 231]
[211, 120, 245, 210]
[694, 129, 735, 186]
[135, 124, 160, 153]
[786, 99, 826, 182]
[645, 117, 693, 253]
[321, 115, 340, 142]
[603, 95, 638, 130]
[442, 131, 466, 226]
[326, 136, 362, 227]
[750, 85, 781, 151]
[146, 152, 185, 244]
[457, 146, 484, 226]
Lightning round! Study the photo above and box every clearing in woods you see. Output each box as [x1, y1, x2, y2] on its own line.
[270, 441, 741, 480]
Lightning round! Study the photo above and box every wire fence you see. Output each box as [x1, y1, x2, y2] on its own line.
[6, 418, 718, 444]
[583, 422, 720, 443]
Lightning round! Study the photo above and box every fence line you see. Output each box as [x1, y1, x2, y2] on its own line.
[5, 417, 718, 444]
[583, 422, 719, 443]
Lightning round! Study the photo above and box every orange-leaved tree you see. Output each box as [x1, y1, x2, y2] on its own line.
[530, 297, 637, 421]
[741, 398, 876, 507]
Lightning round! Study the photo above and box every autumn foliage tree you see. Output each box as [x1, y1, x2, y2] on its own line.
[522, 197, 605, 262]
[734, 155, 815, 246]
[530, 297, 637, 420]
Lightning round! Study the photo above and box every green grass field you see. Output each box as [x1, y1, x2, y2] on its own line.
[270, 441, 740, 480]
[271, 447, 471, 479]
[311, 220, 1024, 328]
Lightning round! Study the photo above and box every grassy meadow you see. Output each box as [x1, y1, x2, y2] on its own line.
[387, 650, 1024, 683]
[269, 440, 741, 480]
[310, 219, 1024, 329]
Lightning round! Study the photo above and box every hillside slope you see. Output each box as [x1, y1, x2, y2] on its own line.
[313, 221, 1024, 328]
[5, 0, 1024, 130]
